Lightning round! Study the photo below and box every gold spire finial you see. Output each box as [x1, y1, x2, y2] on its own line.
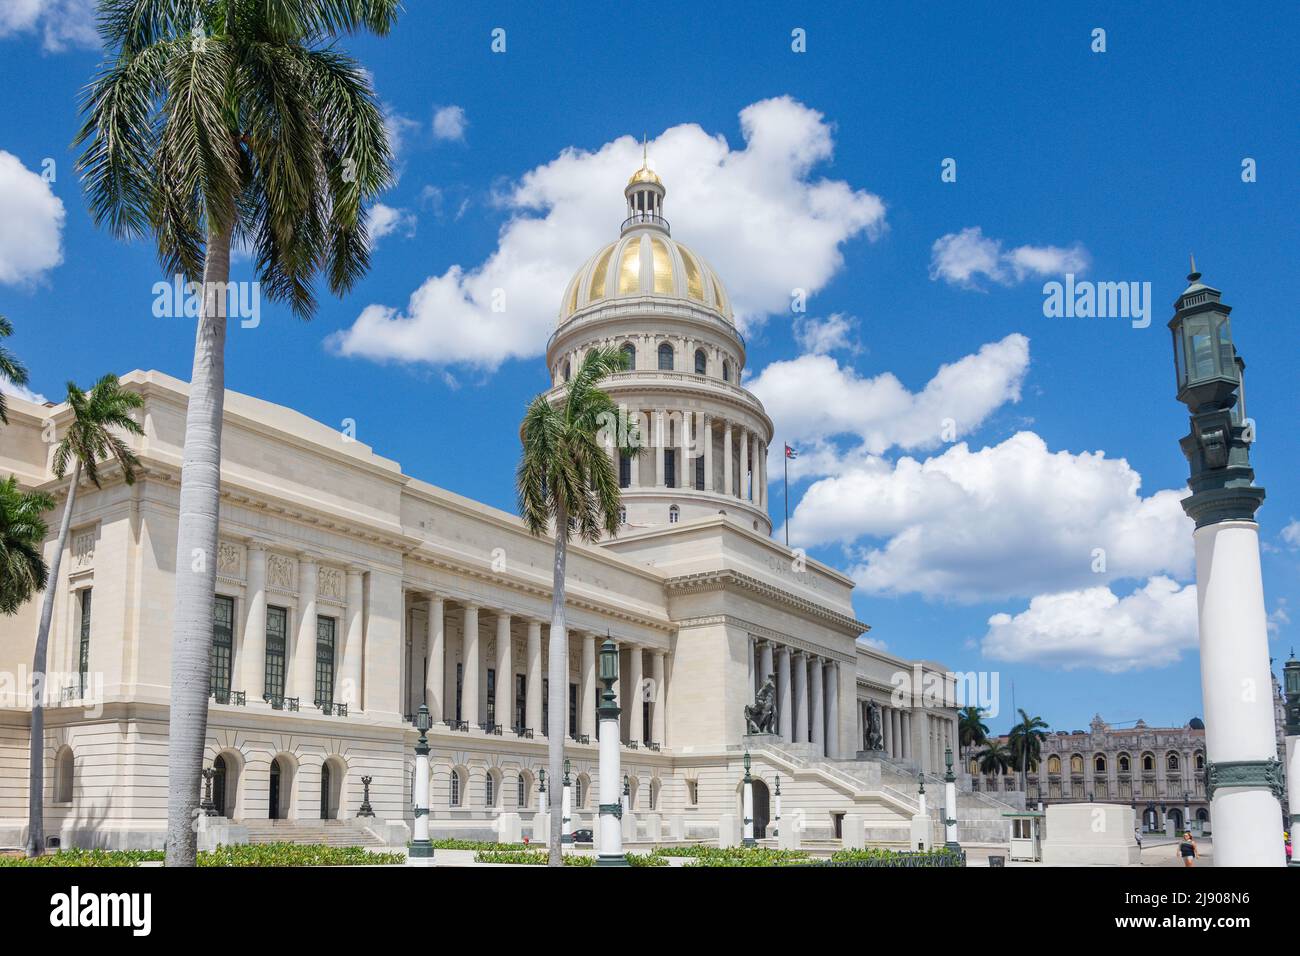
[1188, 253, 1201, 282]
[642, 133, 648, 168]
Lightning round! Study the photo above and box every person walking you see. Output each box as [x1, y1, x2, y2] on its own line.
[1179, 830, 1199, 867]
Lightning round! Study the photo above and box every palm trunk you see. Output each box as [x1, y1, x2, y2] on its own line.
[546, 500, 568, 866]
[164, 214, 232, 866]
[26, 459, 81, 856]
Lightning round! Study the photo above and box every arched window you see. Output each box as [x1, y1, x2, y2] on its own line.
[694, 349, 707, 375]
[517, 772, 528, 808]
[575, 775, 586, 808]
[650, 778, 661, 811]
[485, 770, 497, 808]
[1166, 752, 1180, 771]
[722, 359, 731, 382]
[1142, 752, 1155, 772]
[657, 343, 674, 370]
[1094, 755, 1106, 774]
[54, 746, 74, 803]
[1118, 753, 1131, 773]
[621, 343, 636, 370]
[1047, 755, 1061, 774]
[668, 505, 679, 524]
[1069, 754, 1083, 774]
[450, 768, 462, 807]
[1194, 751, 1205, 770]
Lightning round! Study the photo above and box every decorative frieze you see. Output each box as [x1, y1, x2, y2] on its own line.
[217, 540, 243, 579]
[267, 553, 296, 591]
[318, 566, 345, 603]
[72, 528, 96, 569]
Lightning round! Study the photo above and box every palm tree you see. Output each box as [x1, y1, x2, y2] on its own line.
[0, 315, 31, 425]
[977, 739, 1015, 777]
[75, 0, 398, 866]
[957, 705, 988, 758]
[517, 347, 632, 865]
[1007, 709, 1050, 791]
[0, 477, 54, 615]
[27, 375, 144, 857]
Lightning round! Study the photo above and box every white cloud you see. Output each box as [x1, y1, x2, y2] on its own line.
[369, 203, 416, 243]
[0, 0, 97, 51]
[0, 377, 47, 406]
[0, 150, 65, 285]
[793, 312, 859, 355]
[787, 430, 1191, 602]
[750, 333, 1029, 460]
[432, 105, 467, 142]
[329, 97, 886, 370]
[982, 577, 1198, 672]
[929, 226, 1088, 289]
[1281, 519, 1300, 550]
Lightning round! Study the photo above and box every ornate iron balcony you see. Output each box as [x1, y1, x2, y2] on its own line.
[448, 719, 469, 732]
[620, 213, 670, 232]
[264, 694, 299, 712]
[485, 722, 503, 736]
[514, 726, 534, 739]
[211, 690, 246, 706]
[318, 701, 349, 717]
[625, 740, 639, 750]
[646, 742, 662, 752]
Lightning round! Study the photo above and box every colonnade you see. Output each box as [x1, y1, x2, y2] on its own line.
[750, 639, 842, 759]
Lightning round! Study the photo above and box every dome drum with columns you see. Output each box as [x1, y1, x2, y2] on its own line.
[547, 156, 773, 535]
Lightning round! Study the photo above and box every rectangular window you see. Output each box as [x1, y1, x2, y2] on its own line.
[77, 589, 92, 696]
[619, 453, 631, 489]
[486, 668, 496, 728]
[695, 455, 704, 490]
[515, 674, 527, 730]
[686, 779, 698, 806]
[314, 615, 336, 706]
[665, 449, 676, 488]
[569, 682, 577, 737]
[643, 699, 651, 743]
[210, 595, 234, 702]
[264, 606, 287, 701]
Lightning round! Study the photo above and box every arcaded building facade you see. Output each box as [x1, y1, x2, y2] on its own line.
[0, 164, 998, 851]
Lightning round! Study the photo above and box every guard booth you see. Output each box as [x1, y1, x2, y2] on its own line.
[1003, 811, 1044, 862]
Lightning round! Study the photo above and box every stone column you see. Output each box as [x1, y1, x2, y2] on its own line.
[758, 641, 775, 688]
[758, 439, 767, 509]
[825, 661, 839, 759]
[462, 604, 480, 728]
[892, 709, 903, 759]
[341, 568, 365, 711]
[703, 416, 714, 492]
[723, 420, 733, 497]
[738, 424, 750, 500]
[655, 410, 666, 487]
[628, 645, 644, 744]
[777, 646, 792, 741]
[581, 631, 597, 740]
[424, 595, 444, 720]
[494, 611, 511, 731]
[902, 711, 912, 762]
[241, 543, 267, 701]
[750, 433, 760, 504]
[810, 657, 825, 753]
[526, 620, 542, 733]
[651, 651, 666, 745]
[293, 555, 318, 704]
[679, 409, 691, 489]
[792, 652, 808, 743]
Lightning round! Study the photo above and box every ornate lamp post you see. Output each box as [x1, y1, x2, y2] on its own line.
[409, 704, 434, 861]
[1169, 261, 1284, 866]
[773, 775, 782, 838]
[943, 746, 959, 851]
[1283, 651, 1300, 843]
[622, 774, 630, 815]
[742, 751, 756, 847]
[596, 636, 628, 866]
[538, 768, 547, 810]
[358, 775, 375, 817]
[199, 767, 218, 817]
[916, 772, 927, 817]
[561, 758, 573, 845]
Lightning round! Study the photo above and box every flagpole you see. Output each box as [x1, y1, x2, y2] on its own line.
[784, 447, 790, 547]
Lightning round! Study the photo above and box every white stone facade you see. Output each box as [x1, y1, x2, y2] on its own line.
[0, 165, 974, 850]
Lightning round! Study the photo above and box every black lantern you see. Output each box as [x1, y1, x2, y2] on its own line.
[1284, 651, 1300, 737]
[1169, 258, 1239, 411]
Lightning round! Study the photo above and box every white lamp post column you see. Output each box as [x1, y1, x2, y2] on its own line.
[742, 751, 756, 846]
[561, 759, 573, 846]
[596, 637, 627, 866]
[1169, 264, 1284, 866]
[409, 705, 434, 862]
[773, 775, 782, 838]
[943, 746, 960, 852]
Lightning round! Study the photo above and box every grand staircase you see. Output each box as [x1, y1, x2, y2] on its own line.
[237, 819, 389, 847]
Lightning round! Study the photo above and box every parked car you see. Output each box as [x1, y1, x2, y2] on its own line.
[572, 828, 593, 844]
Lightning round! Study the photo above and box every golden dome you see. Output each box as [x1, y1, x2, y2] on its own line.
[628, 164, 662, 186]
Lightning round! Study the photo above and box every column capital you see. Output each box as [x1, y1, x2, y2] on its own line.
[345, 564, 367, 578]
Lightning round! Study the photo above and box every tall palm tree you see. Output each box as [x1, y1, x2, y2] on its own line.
[75, 0, 397, 866]
[0, 477, 54, 615]
[27, 375, 144, 857]
[517, 347, 632, 865]
[1007, 709, 1050, 791]
[0, 315, 31, 425]
[958, 705, 988, 758]
[977, 739, 1015, 777]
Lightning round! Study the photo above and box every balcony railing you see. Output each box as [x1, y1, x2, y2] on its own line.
[645, 742, 662, 752]
[625, 740, 639, 750]
[211, 690, 246, 706]
[264, 695, 299, 712]
[318, 701, 348, 717]
[448, 719, 469, 732]
[484, 722, 503, 736]
[514, 726, 534, 739]
[620, 213, 670, 232]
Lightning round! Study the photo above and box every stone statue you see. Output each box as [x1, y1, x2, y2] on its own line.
[865, 700, 885, 751]
[745, 674, 777, 735]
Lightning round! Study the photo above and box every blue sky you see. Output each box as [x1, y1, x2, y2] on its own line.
[1, 1, 1297, 735]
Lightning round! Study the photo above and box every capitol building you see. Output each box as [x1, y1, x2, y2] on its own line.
[0, 162, 1015, 851]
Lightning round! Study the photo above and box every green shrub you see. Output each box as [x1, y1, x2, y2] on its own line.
[0, 848, 164, 867]
[471, 849, 666, 867]
[428, 839, 526, 851]
[199, 843, 404, 866]
[820, 847, 965, 867]
[649, 846, 809, 867]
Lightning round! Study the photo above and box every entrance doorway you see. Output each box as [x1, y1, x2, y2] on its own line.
[212, 755, 228, 817]
[752, 779, 770, 838]
[320, 762, 331, 819]
[269, 758, 282, 819]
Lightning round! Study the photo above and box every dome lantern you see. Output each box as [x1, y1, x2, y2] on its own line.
[623, 138, 668, 235]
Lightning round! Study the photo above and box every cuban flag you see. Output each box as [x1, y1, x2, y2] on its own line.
[784, 443, 798, 460]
